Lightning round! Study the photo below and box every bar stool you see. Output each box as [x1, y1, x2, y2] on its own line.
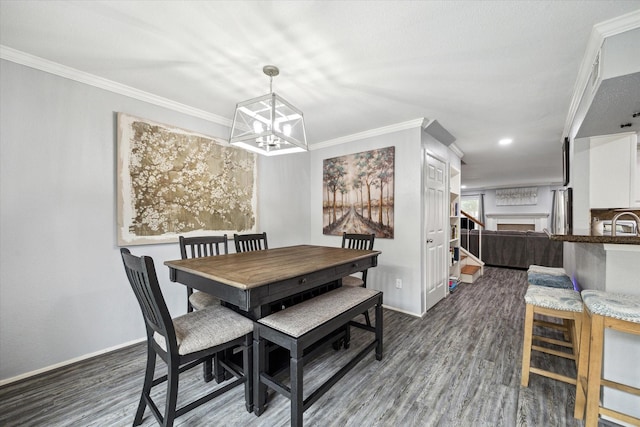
[574, 290, 640, 426]
[521, 285, 583, 387]
[526, 266, 576, 341]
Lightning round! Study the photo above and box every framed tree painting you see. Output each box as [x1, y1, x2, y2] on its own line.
[323, 146, 395, 238]
[117, 113, 257, 245]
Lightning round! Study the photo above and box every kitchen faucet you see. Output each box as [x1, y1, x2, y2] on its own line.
[611, 211, 640, 236]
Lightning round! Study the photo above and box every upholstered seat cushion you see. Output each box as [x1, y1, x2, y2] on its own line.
[259, 286, 380, 338]
[342, 275, 364, 287]
[527, 265, 567, 276]
[527, 272, 574, 289]
[524, 285, 583, 312]
[581, 290, 640, 324]
[154, 304, 254, 355]
[189, 291, 219, 311]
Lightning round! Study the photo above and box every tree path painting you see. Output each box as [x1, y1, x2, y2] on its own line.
[323, 146, 394, 238]
[117, 113, 257, 245]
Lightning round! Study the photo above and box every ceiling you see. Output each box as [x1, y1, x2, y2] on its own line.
[1, 1, 639, 190]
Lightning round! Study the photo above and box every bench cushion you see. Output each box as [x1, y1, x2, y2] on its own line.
[259, 286, 380, 338]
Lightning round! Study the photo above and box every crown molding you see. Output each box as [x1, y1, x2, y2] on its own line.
[311, 118, 426, 150]
[462, 181, 565, 192]
[0, 45, 232, 126]
[562, 9, 640, 139]
[448, 142, 464, 159]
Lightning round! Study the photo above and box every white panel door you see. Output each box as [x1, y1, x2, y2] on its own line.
[425, 153, 447, 311]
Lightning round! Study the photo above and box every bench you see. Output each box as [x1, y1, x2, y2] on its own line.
[253, 286, 383, 427]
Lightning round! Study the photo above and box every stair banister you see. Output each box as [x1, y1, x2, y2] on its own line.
[460, 210, 485, 264]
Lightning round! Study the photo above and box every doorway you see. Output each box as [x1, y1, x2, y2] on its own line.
[424, 152, 447, 311]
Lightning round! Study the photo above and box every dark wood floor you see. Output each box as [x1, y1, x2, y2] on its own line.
[0, 267, 593, 426]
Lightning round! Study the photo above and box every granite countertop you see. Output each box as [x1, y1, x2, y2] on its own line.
[550, 233, 640, 245]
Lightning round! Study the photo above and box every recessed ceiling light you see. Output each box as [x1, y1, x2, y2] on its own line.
[499, 138, 513, 146]
[461, 185, 467, 189]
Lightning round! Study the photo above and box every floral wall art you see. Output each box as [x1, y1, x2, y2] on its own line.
[323, 146, 395, 238]
[117, 113, 257, 245]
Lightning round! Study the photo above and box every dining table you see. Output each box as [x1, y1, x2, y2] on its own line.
[164, 244, 381, 320]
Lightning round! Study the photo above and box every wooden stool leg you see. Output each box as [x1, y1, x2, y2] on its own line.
[521, 304, 534, 387]
[574, 307, 592, 420]
[571, 311, 582, 366]
[585, 313, 605, 427]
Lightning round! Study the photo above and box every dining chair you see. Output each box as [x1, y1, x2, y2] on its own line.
[341, 232, 375, 287]
[341, 232, 376, 325]
[234, 232, 268, 253]
[179, 235, 228, 312]
[120, 248, 254, 427]
[179, 234, 229, 383]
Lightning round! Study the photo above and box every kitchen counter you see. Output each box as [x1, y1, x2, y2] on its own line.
[550, 233, 640, 245]
[562, 238, 640, 420]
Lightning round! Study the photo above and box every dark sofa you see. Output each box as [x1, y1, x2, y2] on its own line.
[460, 229, 563, 269]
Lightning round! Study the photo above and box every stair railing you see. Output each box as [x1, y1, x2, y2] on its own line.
[460, 210, 485, 263]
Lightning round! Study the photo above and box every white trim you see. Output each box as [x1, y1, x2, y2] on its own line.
[0, 45, 232, 126]
[485, 212, 549, 218]
[485, 212, 549, 232]
[311, 118, 426, 150]
[562, 10, 640, 139]
[448, 142, 464, 159]
[463, 181, 565, 192]
[595, 8, 640, 38]
[0, 337, 145, 387]
[382, 304, 421, 318]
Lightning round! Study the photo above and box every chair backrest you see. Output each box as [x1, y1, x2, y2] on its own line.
[234, 232, 268, 253]
[120, 248, 175, 350]
[341, 232, 375, 250]
[179, 234, 228, 259]
[341, 233, 375, 286]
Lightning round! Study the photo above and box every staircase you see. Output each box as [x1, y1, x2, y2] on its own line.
[459, 248, 484, 284]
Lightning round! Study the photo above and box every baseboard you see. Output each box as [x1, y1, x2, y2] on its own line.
[0, 337, 145, 387]
[382, 304, 421, 318]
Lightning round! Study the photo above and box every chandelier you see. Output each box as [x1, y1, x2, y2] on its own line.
[229, 65, 308, 156]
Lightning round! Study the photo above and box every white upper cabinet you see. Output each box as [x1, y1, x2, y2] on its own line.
[563, 14, 640, 142]
[574, 28, 640, 139]
[589, 132, 638, 208]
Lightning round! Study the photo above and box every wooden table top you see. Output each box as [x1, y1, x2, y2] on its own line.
[164, 245, 380, 290]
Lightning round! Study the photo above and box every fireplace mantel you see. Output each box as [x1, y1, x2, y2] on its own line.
[485, 212, 549, 232]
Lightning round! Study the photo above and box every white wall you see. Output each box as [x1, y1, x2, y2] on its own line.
[309, 127, 424, 316]
[0, 59, 309, 381]
[256, 153, 311, 247]
[0, 57, 453, 381]
[309, 126, 461, 317]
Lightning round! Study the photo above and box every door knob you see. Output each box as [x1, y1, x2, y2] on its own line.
[426, 239, 434, 243]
